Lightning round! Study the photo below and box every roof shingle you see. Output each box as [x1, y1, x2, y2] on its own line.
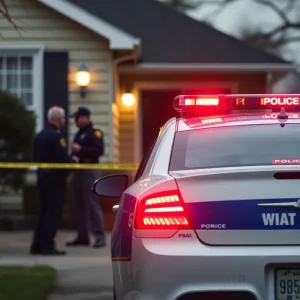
[67, 0, 288, 64]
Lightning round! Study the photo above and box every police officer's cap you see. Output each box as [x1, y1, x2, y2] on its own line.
[70, 106, 91, 118]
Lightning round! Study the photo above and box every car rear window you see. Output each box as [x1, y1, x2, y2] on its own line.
[169, 124, 300, 170]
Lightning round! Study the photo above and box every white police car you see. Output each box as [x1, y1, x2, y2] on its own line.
[93, 94, 300, 300]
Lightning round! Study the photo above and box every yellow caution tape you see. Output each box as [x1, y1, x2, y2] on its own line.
[0, 162, 139, 171]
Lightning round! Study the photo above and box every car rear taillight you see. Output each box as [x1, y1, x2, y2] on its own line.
[134, 190, 192, 230]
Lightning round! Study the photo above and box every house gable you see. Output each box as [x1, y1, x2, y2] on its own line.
[37, 0, 140, 49]
[65, 0, 291, 65]
[0, 0, 121, 162]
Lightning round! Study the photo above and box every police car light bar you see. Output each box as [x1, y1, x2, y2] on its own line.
[173, 94, 300, 112]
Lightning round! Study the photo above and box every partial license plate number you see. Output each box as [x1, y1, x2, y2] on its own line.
[276, 269, 300, 300]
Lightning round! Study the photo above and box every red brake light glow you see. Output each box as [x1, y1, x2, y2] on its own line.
[134, 192, 191, 230]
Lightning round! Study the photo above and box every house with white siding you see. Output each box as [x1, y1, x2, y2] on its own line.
[0, 0, 296, 165]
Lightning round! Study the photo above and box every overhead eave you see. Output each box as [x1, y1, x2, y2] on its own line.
[119, 63, 297, 73]
[38, 0, 140, 50]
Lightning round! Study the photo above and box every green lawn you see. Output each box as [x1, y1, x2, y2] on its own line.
[0, 266, 57, 300]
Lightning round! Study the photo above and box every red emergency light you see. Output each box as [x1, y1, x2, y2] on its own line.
[184, 97, 219, 106]
[173, 94, 300, 113]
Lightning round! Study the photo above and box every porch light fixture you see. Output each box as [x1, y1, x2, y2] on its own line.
[121, 93, 135, 106]
[76, 64, 90, 98]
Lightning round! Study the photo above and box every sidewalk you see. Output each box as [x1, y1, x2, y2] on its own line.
[0, 230, 113, 300]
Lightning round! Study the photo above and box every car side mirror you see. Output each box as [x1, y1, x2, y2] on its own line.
[92, 174, 129, 198]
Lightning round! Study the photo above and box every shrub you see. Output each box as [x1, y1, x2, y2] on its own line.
[0, 90, 36, 193]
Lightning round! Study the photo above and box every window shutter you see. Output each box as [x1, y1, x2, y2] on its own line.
[43, 51, 69, 143]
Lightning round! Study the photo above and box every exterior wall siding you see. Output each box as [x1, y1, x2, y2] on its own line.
[118, 92, 136, 163]
[0, 0, 115, 162]
[112, 103, 120, 162]
[119, 109, 135, 163]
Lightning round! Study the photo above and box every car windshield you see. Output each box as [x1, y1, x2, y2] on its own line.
[169, 124, 300, 170]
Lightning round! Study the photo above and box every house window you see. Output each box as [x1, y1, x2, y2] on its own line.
[0, 47, 44, 132]
[0, 56, 34, 108]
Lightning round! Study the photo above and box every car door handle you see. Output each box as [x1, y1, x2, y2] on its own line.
[112, 205, 119, 212]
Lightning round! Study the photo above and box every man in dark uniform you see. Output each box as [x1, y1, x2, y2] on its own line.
[66, 107, 106, 248]
[30, 106, 78, 255]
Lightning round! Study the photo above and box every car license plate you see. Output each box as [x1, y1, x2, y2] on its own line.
[276, 269, 300, 300]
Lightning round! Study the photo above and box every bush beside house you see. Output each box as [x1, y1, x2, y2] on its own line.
[0, 91, 36, 194]
[22, 170, 136, 231]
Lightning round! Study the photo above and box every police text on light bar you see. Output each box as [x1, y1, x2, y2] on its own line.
[261, 97, 299, 106]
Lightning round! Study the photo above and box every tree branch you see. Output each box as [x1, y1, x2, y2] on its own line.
[253, 0, 300, 39]
[262, 23, 300, 39]
[280, 36, 300, 44]
[164, 0, 300, 57]
[255, 0, 290, 24]
[199, 0, 239, 22]
[165, 0, 234, 11]
[284, 0, 296, 13]
[243, 31, 300, 50]
[190, 0, 300, 36]
[0, 0, 22, 35]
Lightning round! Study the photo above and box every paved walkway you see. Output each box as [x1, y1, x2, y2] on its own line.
[0, 230, 113, 300]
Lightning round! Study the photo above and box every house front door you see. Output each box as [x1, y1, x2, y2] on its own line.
[140, 90, 181, 159]
[140, 88, 232, 160]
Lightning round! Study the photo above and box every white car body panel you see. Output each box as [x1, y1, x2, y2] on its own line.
[110, 111, 300, 300]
